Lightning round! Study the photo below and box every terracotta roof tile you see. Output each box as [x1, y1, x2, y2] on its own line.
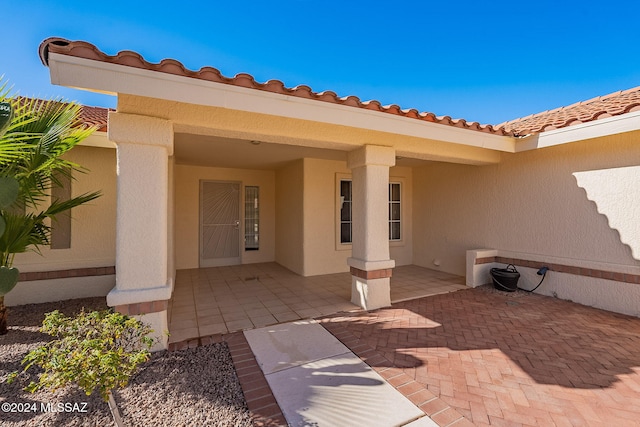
[39, 38, 640, 138]
[14, 97, 110, 132]
[39, 38, 512, 136]
[79, 105, 110, 132]
[497, 86, 640, 135]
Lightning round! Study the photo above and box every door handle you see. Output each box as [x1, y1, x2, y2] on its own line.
[234, 220, 240, 229]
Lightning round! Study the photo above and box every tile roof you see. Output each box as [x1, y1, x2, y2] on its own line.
[79, 105, 110, 132]
[497, 86, 640, 135]
[39, 38, 640, 138]
[14, 96, 110, 132]
[39, 37, 513, 136]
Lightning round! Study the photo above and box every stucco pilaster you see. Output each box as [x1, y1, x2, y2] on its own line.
[108, 112, 174, 155]
[347, 145, 396, 310]
[106, 112, 174, 350]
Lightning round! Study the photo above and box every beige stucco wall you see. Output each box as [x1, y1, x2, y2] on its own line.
[174, 164, 276, 270]
[413, 131, 640, 276]
[275, 160, 304, 274]
[7, 144, 117, 306]
[168, 157, 175, 288]
[12, 145, 116, 271]
[301, 158, 413, 276]
[389, 167, 413, 267]
[303, 158, 349, 276]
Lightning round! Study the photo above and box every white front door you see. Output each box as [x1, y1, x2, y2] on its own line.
[200, 181, 241, 267]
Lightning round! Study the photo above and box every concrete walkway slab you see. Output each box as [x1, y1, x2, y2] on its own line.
[268, 353, 424, 427]
[245, 320, 427, 427]
[402, 416, 439, 427]
[244, 320, 350, 374]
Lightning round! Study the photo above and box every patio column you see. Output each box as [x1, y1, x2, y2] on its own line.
[347, 145, 396, 310]
[106, 112, 173, 351]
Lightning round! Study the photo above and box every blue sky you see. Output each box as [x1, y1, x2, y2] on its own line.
[3, 1, 640, 124]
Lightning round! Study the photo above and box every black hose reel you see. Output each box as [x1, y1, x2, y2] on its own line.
[490, 264, 549, 293]
[490, 264, 521, 292]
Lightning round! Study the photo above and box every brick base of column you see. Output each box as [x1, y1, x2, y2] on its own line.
[114, 300, 168, 316]
[350, 267, 393, 280]
[350, 272, 392, 310]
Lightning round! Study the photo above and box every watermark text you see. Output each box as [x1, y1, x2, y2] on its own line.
[1, 401, 88, 413]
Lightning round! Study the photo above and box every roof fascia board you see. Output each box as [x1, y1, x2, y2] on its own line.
[48, 52, 516, 153]
[515, 110, 640, 152]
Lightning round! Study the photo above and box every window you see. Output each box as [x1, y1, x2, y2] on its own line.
[244, 186, 259, 251]
[340, 180, 352, 243]
[389, 182, 401, 241]
[338, 180, 401, 244]
[50, 171, 72, 249]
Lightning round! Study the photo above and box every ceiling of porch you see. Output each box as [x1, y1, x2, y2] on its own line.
[174, 133, 432, 169]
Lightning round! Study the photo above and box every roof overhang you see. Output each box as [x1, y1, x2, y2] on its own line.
[46, 51, 517, 160]
[46, 42, 639, 162]
[515, 110, 640, 151]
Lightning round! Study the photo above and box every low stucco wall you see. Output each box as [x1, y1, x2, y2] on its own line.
[7, 145, 117, 306]
[466, 249, 640, 317]
[174, 164, 276, 269]
[6, 276, 115, 306]
[414, 131, 640, 315]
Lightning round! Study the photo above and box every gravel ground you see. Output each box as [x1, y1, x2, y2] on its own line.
[0, 298, 253, 426]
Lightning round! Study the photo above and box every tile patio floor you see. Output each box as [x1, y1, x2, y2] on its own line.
[320, 287, 640, 426]
[168, 263, 466, 344]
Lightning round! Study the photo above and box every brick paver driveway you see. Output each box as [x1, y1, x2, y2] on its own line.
[320, 287, 640, 426]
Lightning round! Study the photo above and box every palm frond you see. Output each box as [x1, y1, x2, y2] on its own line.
[0, 212, 49, 259]
[46, 191, 101, 218]
[2, 96, 99, 211]
[0, 77, 102, 269]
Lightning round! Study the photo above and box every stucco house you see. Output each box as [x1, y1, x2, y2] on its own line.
[7, 37, 639, 350]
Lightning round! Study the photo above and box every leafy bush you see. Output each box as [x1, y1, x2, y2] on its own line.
[10, 309, 154, 401]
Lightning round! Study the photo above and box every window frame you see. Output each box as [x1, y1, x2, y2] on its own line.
[388, 181, 401, 242]
[50, 170, 72, 250]
[244, 185, 260, 251]
[339, 179, 353, 245]
[335, 174, 405, 250]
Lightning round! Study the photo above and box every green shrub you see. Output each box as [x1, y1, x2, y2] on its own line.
[10, 309, 154, 401]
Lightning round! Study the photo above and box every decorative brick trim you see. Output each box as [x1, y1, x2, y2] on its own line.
[475, 256, 640, 284]
[19, 266, 115, 282]
[350, 267, 393, 280]
[169, 332, 287, 427]
[319, 315, 467, 427]
[115, 299, 168, 315]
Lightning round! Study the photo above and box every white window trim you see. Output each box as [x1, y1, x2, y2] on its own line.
[389, 177, 406, 248]
[389, 181, 402, 242]
[335, 173, 352, 251]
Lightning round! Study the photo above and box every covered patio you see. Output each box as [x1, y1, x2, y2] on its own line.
[168, 263, 466, 344]
[39, 38, 518, 350]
